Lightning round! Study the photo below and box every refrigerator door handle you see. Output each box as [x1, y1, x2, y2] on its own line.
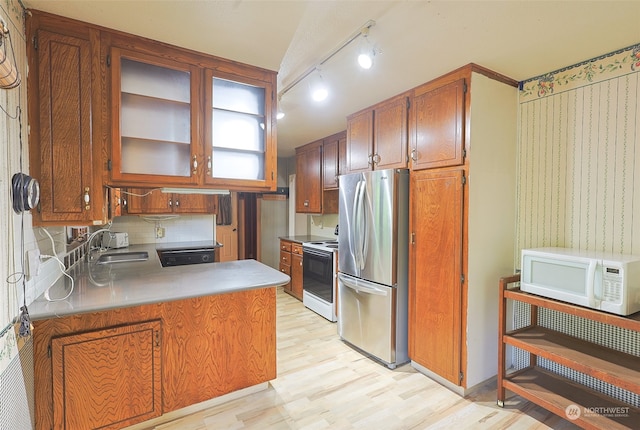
[357, 180, 368, 269]
[352, 179, 366, 269]
[339, 274, 388, 296]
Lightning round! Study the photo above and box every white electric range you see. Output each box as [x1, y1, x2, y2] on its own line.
[302, 239, 338, 322]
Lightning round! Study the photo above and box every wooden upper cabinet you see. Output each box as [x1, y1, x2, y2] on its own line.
[125, 188, 217, 214]
[346, 93, 409, 173]
[373, 93, 409, 170]
[28, 9, 279, 223]
[322, 131, 345, 190]
[110, 48, 200, 186]
[338, 131, 347, 176]
[411, 78, 466, 170]
[203, 70, 277, 190]
[104, 17, 277, 191]
[346, 109, 374, 173]
[295, 140, 323, 213]
[27, 15, 108, 226]
[51, 321, 162, 429]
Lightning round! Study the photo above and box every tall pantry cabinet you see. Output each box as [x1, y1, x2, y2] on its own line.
[408, 64, 518, 393]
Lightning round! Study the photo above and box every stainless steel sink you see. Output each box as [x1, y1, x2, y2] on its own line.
[96, 251, 149, 264]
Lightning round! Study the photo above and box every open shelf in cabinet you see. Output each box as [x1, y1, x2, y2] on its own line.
[498, 274, 640, 430]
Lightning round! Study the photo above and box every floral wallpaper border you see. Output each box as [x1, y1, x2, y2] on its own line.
[0, 324, 18, 375]
[519, 42, 640, 102]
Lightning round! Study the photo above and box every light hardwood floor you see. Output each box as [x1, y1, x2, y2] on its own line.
[138, 287, 579, 429]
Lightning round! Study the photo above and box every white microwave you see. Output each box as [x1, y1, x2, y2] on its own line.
[521, 247, 640, 316]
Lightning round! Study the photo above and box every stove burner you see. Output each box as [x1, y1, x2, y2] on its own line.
[304, 239, 339, 252]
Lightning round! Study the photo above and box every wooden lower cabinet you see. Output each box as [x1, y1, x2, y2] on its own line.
[291, 248, 303, 300]
[52, 321, 162, 429]
[33, 288, 276, 430]
[279, 239, 302, 301]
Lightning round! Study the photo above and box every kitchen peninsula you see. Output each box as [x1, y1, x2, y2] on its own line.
[28, 244, 289, 430]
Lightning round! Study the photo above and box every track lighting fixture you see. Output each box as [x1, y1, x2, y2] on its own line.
[357, 27, 376, 70]
[276, 20, 377, 113]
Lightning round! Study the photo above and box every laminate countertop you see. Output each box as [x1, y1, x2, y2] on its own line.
[28, 243, 290, 320]
[278, 235, 336, 244]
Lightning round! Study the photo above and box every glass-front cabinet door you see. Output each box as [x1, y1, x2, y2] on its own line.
[110, 48, 200, 184]
[204, 70, 276, 189]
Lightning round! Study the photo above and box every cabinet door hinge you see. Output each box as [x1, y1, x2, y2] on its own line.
[271, 171, 274, 180]
[463, 81, 468, 93]
[461, 174, 466, 185]
[47, 344, 51, 358]
[106, 54, 111, 67]
[462, 148, 467, 159]
[154, 330, 161, 348]
[461, 274, 465, 283]
[32, 36, 38, 50]
[107, 159, 112, 171]
[406, 97, 410, 110]
[411, 232, 416, 245]
[459, 371, 464, 383]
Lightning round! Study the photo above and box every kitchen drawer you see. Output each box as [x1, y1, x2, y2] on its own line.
[280, 241, 292, 252]
[279, 262, 291, 276]
[280, 250, 291, 265]
[292, 244, 303, 255]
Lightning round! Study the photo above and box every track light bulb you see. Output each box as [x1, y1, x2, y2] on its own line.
[312, 87, 328, 102]
[310, 70, 328, 102]
[358, 52, 373, 69]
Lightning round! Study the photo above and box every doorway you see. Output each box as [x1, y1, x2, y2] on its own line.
[238, 193, 258, 260]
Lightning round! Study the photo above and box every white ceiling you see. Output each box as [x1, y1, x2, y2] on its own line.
[24, 1, 640, 157]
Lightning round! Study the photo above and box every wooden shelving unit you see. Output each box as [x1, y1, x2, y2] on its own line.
[498, 274, 640, 430]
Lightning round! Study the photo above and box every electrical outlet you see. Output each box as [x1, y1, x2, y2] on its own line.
[156, 227, 165, 238]
[26, 249, 41, 279]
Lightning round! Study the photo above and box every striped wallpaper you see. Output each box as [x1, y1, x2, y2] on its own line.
[516, 43, 640, 264]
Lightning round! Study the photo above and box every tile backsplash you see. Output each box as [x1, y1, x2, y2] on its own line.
[110, 214, 216, 244]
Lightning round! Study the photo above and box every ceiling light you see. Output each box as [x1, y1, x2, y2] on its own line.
[276, 95, 285, 119]
[357, 27, 375, 70]
[310, 70, 328, 102]
[358, 52, 373, 70]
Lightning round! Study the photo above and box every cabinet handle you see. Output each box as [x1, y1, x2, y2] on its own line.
[175, 199, 180, 207]
[373, 153, 381, 165]
[207, 156, 212, 175]
[192, 155, 198, 174]
[368, 154, 373, 166]
[410, 148, 418, 161]
[169, 199, 172, 207]
[84, 187, 90, 210]
[304, 200, 309, 207]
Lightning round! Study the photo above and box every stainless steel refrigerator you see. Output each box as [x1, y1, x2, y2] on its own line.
[337, 168, 409, 369]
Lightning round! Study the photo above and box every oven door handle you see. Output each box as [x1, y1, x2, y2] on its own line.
[303, 248, 333, 260]
[339, 274, 388, 296]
